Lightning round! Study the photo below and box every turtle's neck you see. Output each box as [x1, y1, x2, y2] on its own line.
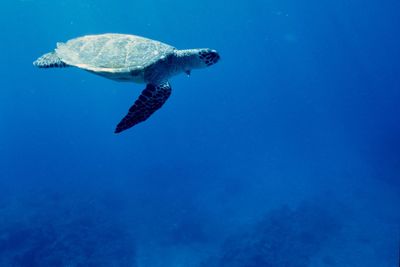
[171, 49, 200, 73]
[174, 49, 199, 58]
[145, 49, 200, 83]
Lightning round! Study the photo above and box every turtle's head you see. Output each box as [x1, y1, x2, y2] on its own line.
[174, 48, 220, 72]
[195, 48, 220, 68]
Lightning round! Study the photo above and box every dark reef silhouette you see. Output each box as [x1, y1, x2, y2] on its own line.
[201, 202, 340, 267]
[0, 191, 136, 267]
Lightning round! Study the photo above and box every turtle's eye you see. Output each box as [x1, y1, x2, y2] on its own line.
[199, 49, 220, 66]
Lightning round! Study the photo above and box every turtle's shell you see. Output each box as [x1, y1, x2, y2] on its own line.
[55, 33, 175, 73]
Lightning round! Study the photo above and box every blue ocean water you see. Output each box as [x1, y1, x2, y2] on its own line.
[1, 0, 399, 266]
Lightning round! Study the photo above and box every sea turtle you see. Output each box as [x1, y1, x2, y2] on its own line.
[33, 33, 220, 133]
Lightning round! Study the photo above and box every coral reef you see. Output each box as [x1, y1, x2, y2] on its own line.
[201, 202, 340, 267]
[0, 190, 136, 267]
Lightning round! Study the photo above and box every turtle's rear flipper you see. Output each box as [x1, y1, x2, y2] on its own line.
[33, 52, 68, 68]
[115, 82, 172, 133]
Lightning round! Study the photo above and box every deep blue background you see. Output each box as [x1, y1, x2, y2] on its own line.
[1, 0, 399, 266]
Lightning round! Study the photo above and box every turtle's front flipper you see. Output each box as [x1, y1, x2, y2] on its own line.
[115, 82, 172, 133]
[33, 52, 68, 68]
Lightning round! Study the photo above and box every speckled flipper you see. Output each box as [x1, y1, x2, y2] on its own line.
[33, 52, 68, 68]
[115, 82, 172, 133]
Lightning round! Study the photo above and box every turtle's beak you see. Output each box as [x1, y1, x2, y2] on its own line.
[211, 50, 220, 61]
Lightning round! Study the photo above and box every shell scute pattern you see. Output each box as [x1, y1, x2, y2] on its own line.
[55, 34, 175, 73]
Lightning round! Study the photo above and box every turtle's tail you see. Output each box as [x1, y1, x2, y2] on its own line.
[33, 52, 68, 68]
